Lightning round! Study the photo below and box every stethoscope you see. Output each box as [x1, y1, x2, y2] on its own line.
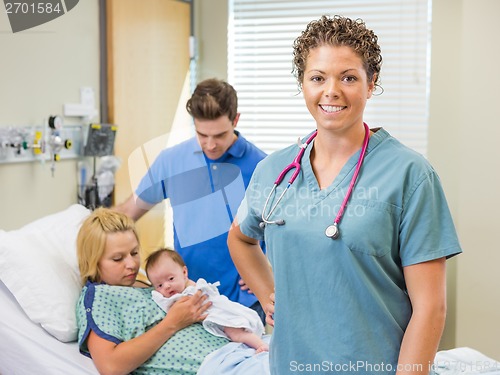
[259, 123, 370, 239]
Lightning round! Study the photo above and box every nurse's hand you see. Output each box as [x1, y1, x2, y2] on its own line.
[266, 292, 275, 327]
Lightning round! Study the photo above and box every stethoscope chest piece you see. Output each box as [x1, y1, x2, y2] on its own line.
[325, 224, 340, 239]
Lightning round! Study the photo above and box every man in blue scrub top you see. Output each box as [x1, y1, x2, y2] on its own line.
[115, 79, 267, 318]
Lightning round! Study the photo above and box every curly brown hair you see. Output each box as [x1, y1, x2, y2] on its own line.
[292, 15, 382, 91]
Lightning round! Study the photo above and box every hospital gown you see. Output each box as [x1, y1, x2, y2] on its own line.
[76, 282, 228, 375]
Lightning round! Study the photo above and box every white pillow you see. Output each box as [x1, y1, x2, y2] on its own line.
[0, 204, 90, 342]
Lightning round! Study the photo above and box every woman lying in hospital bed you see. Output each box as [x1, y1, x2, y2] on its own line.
[0, 204, 499, 374]
[0, 204, 269, 375]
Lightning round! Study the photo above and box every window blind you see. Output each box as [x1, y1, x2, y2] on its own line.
[228, 0, 431, 156]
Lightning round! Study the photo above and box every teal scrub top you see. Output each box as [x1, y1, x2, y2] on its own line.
[237, 128, 462, 374]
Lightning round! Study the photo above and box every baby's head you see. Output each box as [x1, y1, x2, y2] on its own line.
[145, 248, 190, 297]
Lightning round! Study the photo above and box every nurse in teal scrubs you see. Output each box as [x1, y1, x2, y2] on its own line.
[228, 15, 462, 375]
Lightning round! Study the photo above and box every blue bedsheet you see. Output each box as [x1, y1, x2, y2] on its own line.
[197, 335, 270, 375]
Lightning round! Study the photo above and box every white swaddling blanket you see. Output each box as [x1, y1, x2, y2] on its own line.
[433, 347, 500, 374]
[152, 278, 265, 340]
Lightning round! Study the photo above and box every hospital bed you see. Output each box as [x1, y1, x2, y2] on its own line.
[1, 205, 499, 375]
[0, 279, 98, 374]
[0, 204, 98, 374]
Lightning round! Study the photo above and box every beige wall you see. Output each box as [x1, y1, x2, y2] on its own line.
[428, 0, 500, 359]
[194, 0, 228, 81]
[0, 1, 99, 230]
[427, 0, 464, 351]
[456, 1, 500, 358]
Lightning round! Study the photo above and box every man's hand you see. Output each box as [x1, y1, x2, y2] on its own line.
[238, 278, 254, 294]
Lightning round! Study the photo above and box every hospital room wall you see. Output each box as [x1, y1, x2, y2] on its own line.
[194, 0, 228, 81]
[428, 0, 500, 359]
[0, 1, 100, 230]
[196, 0, 500, 359]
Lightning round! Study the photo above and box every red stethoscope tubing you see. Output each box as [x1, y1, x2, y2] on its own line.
[333, 123, 370, 225]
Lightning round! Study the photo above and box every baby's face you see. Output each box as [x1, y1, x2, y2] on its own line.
[148, 254, 188, 297]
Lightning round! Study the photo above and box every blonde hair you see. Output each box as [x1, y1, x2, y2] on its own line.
[77, 208, 139, 285]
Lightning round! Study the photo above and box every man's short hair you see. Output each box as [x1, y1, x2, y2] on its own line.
[186, 78, 238, 122]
